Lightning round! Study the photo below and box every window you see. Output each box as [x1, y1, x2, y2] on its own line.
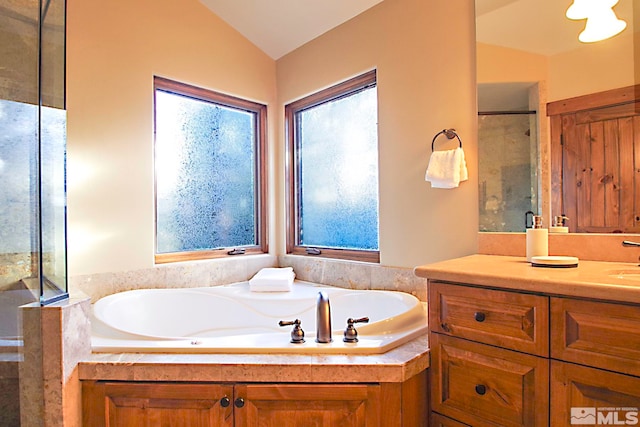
[153, 77, 267, 263]
[285, 70, 379, 263]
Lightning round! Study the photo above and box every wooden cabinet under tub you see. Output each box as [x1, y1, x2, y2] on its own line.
[427, 280, 640, 427]
[81, 369, 428, 427]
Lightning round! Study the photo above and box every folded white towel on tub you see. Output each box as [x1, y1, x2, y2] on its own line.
[249, 267, 295, 292]
[425, 147, 468, 189]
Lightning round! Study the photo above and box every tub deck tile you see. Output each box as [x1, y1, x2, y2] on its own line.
[78, 334, 429, 384]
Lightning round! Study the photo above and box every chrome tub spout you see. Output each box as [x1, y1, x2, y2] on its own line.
[316, 291, 332, 343]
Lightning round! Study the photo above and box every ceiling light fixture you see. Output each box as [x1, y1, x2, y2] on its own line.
[565, 0, 627, 43]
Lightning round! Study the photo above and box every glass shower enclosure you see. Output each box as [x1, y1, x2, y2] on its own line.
[0, 0, 68, 344]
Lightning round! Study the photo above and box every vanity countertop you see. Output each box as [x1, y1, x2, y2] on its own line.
[414, 254, 640, 304]
[77, 334, 429, 384]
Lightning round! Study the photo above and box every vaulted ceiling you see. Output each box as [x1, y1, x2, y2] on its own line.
[199, 0, 384, 59]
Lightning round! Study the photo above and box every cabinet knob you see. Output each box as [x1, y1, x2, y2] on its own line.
[220, 396, 230, 407]
[475, 384, 487, 395]
[234, 397, 245, 408]
[474, 312, 486, 322]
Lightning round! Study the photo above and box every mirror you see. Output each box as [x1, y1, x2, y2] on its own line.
[476, 0, 636, 232]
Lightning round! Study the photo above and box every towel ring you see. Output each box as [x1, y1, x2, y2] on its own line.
[431, 128, 462, 152]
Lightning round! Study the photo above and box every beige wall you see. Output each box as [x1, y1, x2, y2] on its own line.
[477, 30, 635, 102]
[277, 0, 478, 268]
[66, 0, 277, 275]
[476, 42, 548, 85]
[67, 0, 478, 276]
[548, 30, 635, 101]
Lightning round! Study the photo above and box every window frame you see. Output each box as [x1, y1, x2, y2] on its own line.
[153, 76, 268, 264]
[284, 70, 380, 263]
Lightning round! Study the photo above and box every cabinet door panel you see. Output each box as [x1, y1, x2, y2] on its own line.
[82, 381, 233, 427]
[551, 297, 640, 377]
[234, 383, 381, 427]
[551, 361, 640, 426]
[429, 282, 549, 356]
[431, 334, 549, 427]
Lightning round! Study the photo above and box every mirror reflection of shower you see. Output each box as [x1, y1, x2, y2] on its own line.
[478, 82, 539, 232]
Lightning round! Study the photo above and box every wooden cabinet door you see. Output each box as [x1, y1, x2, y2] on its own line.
[549, 85, 640, 233]
[430, 333, 549, 427]
[233, 383, 381, 427]
[551, 361, 640, 426]
[82, 381, 233, 427]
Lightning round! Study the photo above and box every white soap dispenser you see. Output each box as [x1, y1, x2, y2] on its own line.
[525, 214, 548, 262]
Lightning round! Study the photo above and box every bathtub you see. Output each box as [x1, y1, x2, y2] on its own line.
[90, 280, 427, 354]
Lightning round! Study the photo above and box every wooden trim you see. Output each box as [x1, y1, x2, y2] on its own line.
[155, 247, 265, 264]
[284, 70, 380, 263]
[152, 76, 268, 263]
[286, 70, 377, 112]
[547, 84, 640, 116]
[549, 114, 563, 219]
[288, 246, 380, 263]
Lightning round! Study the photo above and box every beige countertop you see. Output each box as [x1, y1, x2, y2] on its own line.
[78, 334, 429, 384]
[415, 254, 640, 304]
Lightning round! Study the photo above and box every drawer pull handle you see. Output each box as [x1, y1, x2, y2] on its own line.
[474, 312, 486, 322]
[220, 396, 230, 407]
[475, 384, 487, 395]
[234, 397, 245, 408]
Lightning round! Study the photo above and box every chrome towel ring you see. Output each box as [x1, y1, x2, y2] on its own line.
[431, 128, 462, 152]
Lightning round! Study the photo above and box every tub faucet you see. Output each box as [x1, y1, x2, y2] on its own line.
[316, 291, 332, 343]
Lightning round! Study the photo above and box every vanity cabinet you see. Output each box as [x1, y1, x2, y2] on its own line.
[428, 280, 640, 426]
[429, 282, 549, 426]
[82, 370, 428, 427]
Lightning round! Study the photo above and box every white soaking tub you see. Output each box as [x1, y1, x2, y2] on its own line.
[90, 280, 427, 354]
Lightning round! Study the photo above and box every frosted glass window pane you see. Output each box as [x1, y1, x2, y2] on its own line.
[155, 90, 256, 253]
[297, 86, 379, 250]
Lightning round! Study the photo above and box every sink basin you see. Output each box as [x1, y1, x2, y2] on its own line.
[608, 270, 640, 281]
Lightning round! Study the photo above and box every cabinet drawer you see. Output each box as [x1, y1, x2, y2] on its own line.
[430, 334, 549, 427]
[429, 282, 549, 356]
[551, 361, 640, 426]
[551, 297, 640, 377]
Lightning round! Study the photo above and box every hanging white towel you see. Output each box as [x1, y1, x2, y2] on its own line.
[249, 267, 295, 292]
[425, 147, 468, 189]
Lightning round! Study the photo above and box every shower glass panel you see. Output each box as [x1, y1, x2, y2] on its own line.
[0, 0, 68, 341]
[478, 112, 538, 232]
[39, 0, 68, 303]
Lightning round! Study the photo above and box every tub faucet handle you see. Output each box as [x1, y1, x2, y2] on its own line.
[343, 317, 370, 343]
[279, 319, 305, 344]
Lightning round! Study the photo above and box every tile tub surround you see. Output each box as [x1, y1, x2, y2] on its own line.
[78, 334, 429, 384]
[20, 297, 92, 427]
[415, 254, 640, 304]
[279, 255, 427, 301]
[69, 254, 278, 302]
[70, 254, 428, 303]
